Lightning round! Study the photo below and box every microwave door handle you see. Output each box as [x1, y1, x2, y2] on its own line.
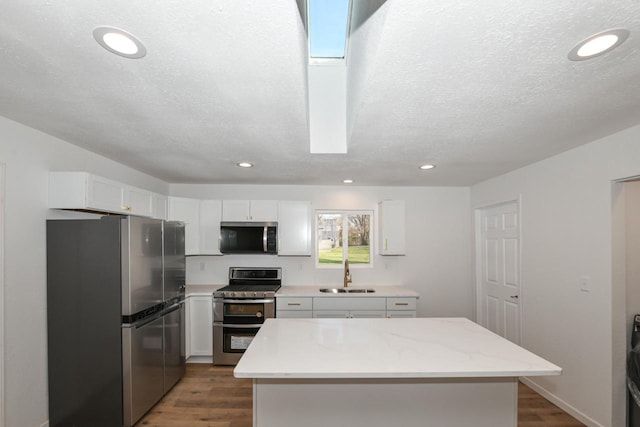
[263, 225, 267, 252]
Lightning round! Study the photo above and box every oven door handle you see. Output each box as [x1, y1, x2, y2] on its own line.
[215, 323, 265, 329]
[218, 298, 275, 304]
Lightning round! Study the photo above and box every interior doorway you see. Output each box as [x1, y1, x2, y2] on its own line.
[0, 163, 5, 427]
[475, 200, 521, 344]
[612, 177, 640, 427]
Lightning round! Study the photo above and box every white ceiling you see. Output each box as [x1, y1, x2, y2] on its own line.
[0, 0, 639, 186]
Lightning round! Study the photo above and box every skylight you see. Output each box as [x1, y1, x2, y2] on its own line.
[308, 0, 351, 58]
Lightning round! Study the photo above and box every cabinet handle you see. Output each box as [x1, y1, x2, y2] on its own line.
[394, 302, 409, 306]
[121, 205, 131, 211]
[385, 238, 388, 250]
[287, 302, 301, 306]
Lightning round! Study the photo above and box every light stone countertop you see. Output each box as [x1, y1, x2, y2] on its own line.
[234, 317, 561, 379]
[185, 284, 224, 296]
[276, 285, 419, 298]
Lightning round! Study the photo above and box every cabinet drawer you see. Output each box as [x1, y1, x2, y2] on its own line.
[386, 298, 417, 311]
[276, 310, 313, 319]
[277, 297, 313, 311]
[313, 297, 386, 311]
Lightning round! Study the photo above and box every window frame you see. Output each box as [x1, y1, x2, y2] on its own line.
[315, 209, 373, 269]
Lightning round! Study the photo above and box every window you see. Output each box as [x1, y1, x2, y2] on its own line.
[316, 211, 372, 266]
[308, 0, 352, 59]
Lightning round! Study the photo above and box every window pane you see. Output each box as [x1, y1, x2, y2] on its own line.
[347, 213, 370, 264]
[308, 0, 350, 58]
[317, 213, 343, 264]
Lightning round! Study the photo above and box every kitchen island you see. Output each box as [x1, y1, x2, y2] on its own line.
[234, 317, 561, 427]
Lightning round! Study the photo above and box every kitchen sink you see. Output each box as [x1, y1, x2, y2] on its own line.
[319, 288, 375, 293]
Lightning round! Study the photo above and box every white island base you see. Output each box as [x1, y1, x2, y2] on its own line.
[235, 318, 561, 427]
[253, 377, 517, 427]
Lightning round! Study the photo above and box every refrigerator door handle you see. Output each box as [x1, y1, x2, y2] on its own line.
[125, 312, 164, 329]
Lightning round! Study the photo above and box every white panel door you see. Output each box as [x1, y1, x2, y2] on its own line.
[478, 201, 520, 344]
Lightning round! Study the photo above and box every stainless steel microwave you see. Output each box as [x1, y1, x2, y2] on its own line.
[219, 222, 278, 254]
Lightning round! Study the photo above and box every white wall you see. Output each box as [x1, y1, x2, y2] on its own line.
[471, 125, 640, 427]
[171, 184, 472, 318]
[0, 116, 168, 427]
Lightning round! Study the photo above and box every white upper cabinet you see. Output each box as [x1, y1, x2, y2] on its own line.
[49, 172, 164, 218]
[222, 200, 278, 222]
[152, 194, 168, 220]
[199, 200, 222, 255]
[378, 200, 406, 255]
[168, 197, 222, 256]
[278, 201, 312, 256]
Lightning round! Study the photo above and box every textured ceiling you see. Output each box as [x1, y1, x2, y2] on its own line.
[0, 0, 639, 186]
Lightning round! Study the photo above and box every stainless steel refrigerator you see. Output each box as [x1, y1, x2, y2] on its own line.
[46, 215, 186, 427]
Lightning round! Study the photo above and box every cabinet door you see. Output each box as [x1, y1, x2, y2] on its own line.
[379, 200, 406, 255]
[188, 296, 213, 357]
[126, 186, 155, 217]
[200, 200, 222, 255]
[386, 310, 416, 318]
[249, 200, 278, 222]
[278, 201, 311, 256]
[313, 310, 350, 319]
[168, 197, 201, 255]
[313, 297, 386, 311]
[152, 194, 168, 220]
[350, 310, 386, 318]
[88, 175, 127, 213]
[222, 200, 251, 221]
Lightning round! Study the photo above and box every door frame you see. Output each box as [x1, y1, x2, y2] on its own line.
[473, 197, 522, 342]
[0, 163, 5, 427]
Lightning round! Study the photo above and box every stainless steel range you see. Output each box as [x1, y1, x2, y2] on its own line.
[213, 267, 281, 365]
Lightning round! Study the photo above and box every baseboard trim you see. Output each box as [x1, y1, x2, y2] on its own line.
[520, 377, 603, 427]
[186, 356, 213, 364]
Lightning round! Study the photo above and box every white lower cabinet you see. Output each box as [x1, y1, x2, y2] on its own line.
[313, 298, 387, 319]
[314, 310, 387, 319]
[276, 297, 313, 318]
[186, 296, 213, 360]
[276, 295, 417, 318]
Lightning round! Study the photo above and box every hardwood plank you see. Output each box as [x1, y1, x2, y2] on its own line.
[137, 365, 585, 427]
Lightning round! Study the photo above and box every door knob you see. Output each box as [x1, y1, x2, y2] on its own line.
[510, 295, 519, 299]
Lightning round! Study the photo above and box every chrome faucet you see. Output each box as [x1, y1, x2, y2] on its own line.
[343, 259, 352, 288]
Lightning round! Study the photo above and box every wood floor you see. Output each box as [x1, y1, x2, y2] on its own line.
[137, 364, 584, 427]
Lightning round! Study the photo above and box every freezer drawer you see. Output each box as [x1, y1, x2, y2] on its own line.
[164, 303, 186, 392]
[122, 315, 165, 427]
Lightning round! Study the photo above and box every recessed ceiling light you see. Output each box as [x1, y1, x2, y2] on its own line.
[93, 26, 147, 59]
[568, 29, 630, 61]
[419, 164, 436, 170]
[343, 179, 353, 184]
[237, 162, 253, 168]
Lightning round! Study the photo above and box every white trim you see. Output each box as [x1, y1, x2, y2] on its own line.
[0, 163, 5, 427]
[520, 377, 604, 427]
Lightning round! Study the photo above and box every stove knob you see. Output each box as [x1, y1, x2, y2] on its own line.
[253, 292, 258, 297]
[232, 292, 238, 298]
[243, 292, 247, 297]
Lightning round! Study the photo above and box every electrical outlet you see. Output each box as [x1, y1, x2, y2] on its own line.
[579, 276, 590, 292]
